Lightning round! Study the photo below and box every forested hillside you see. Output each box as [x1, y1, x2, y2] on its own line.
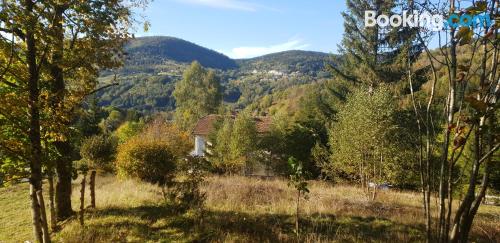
[237, 50, 334, 76]
[97, 36, 335, 113]
[124, 36, 238, 70]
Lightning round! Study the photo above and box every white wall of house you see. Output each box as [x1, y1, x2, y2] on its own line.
[192, 135, 206, 157]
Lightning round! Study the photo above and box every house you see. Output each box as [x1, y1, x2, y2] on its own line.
[190, 114, 272, 157]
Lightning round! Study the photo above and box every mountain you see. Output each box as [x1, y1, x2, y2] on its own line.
[237, 50, 333, 75]
[97, 36, 336, 113]
[124, 36, 238, 70]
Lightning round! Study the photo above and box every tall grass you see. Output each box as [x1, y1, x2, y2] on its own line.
[1, 175, 498, 242]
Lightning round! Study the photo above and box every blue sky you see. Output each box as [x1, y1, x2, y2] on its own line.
[135, 0, 346, 58]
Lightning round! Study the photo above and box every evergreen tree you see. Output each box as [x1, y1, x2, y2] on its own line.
[76, 97, 106, 138]
[331, 0, 418, 86]
[173, 61, 222, 130]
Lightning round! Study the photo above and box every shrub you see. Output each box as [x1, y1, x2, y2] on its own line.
[139, 119, 192, 157]
[115, 120, 192, 187]
[168, 156, 209, 212]
[116, 138, 176, 187]
[114, 121, 144, 144]
[80, 134, 116, 171]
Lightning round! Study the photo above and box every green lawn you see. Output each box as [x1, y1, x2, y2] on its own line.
[0, 182, 46, 242]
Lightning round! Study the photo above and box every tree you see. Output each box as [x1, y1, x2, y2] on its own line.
[75, 97, 106, 138]
[138, 119, 193, 157]
[208, 112, 261, 175]
[0, 1, 53, 240]
[101, 110, 126, 133]
[327, 85, 414, 199]
[330, 0, 420, 87]
[209, 115, 235, 172]
[408, 1, 500, 242]
[294, 79, 350, 145]
[0, 1, 144, 239]
[41, 0, 141, 224]
[173, 61, 222, 130]
[80, 134, 117, 208]
[229, 112, 258, 175]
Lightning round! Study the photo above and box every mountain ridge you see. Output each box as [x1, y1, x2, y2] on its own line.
[127, 36, 332, 69]
[98, 36, 335, 113]
[125, 36, 238, 70]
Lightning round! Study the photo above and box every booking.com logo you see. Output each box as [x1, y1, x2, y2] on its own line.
[365, 11, 492, 31]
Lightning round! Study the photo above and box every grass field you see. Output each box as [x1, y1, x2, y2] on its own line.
[0, 175, 499, 242]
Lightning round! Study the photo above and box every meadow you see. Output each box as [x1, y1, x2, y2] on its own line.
[0, 175, 498, 243]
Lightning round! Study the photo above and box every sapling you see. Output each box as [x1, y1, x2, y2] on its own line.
[287, 156, 310, 239]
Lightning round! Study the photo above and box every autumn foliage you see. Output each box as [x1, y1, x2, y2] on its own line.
[115, 120, 192, 186]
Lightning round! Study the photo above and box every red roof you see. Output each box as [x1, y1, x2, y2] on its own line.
[192, 114, 271, 136]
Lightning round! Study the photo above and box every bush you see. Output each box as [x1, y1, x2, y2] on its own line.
[167, 156, 209, 212]
[116, 138, 176, 186]
[80, 134, 116, 171]
[114, 121, 144, 144]
[115, 120, 192, 187]
[139, 119, 192, 157]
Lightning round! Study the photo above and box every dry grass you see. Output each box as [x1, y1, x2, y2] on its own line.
[1, 175, 499, 242]
[203, 176, 426, 242]
[204, 176, 499, 242]
[0, 181, 54, 243]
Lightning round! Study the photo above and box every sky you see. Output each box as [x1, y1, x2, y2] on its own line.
[134, 0, 346, 59]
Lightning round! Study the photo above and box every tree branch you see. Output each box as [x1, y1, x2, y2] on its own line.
[87, 82, 119, 96]
[479, 143, 500, 164]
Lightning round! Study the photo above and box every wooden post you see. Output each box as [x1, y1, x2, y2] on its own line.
[79, 173, 87, 226]
[89, 170, 96, 208]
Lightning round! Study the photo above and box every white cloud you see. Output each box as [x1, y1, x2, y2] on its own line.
[175, 0, 260, 11]
[222, 39, 310, 59]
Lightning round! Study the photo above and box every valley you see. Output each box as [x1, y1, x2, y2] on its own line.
[97, 36, 336, 113]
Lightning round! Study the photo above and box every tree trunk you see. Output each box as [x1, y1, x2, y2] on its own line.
[55, 147, 74, 221]
[24, 0, 50, 241]
[48, 174, 57, 231]
[438, 1, 458, 240]
[50, 5, 74, 222]
[36, 190, 51, 243]
[89, 170, 96, 208]
[30, 184, 43, 243]
[79, 174, 87, 226]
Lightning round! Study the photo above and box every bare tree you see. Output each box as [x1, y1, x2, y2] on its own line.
[409, 1, 499, 242]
